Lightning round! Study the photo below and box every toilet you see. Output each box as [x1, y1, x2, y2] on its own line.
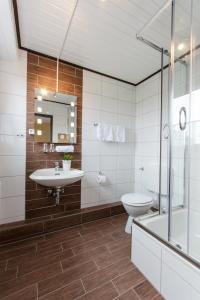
[121, 193, 153, 233]
[121, 162, 168, 234]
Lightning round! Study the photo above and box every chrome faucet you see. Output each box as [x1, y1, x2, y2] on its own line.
[54, 161, 60, 171]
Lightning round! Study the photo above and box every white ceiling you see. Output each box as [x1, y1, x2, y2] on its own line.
[16, 0, 172, 84]
[0, 0, 18, 60]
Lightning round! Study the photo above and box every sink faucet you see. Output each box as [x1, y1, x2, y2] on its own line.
[54, 162, 60, 171]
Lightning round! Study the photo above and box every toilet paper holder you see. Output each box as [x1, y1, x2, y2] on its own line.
[97, 171, 107, 184]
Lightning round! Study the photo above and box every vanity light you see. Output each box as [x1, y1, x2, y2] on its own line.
[178, 43, 185, 50]
[41, 88, 47, 96]
[70, 122, 75, 127]
[71, 111, 75, 117]
[70, 132, 75, 138]
[37, 107, 42, 113]
[37, 130, 42, 136]
[37, 118, 42, 124]
[37, 95, 42, 101]
[70, 101, 75, 107]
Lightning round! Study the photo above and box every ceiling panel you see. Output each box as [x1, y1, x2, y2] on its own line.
[17, 0, 170, 83]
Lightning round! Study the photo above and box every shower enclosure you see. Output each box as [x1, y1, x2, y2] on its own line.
[136, 0, 200, 266]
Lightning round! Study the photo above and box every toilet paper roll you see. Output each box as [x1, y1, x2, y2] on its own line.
[97, 174, 107, 184]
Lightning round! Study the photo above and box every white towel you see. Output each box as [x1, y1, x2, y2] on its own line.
[115, 125, 126, 143]
[96, 123, 126, 143]
[55, 145, 74, 152]
[97, 123, 114, 142]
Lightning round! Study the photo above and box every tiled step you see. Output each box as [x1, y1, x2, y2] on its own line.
[0, 202, 125, 244]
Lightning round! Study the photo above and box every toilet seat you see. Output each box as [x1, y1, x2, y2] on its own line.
[121, 193, 153, 207]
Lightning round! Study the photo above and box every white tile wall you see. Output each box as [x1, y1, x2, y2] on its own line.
[134, 64, 187, 209]
[81, 70, 135, 208]
[0, 50, 27, 224]
[134, 74, 161, 197]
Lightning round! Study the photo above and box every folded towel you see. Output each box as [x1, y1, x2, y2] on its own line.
[56, 145, 74, 152]
[97, 123, 114, 142]
[96, 123, 126, 143]
[115, 125, 126, 143]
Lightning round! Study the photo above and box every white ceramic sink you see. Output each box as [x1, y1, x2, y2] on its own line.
[30, 168, 84, 187]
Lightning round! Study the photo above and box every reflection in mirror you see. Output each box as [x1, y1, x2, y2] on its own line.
[34, 88, 77, 144]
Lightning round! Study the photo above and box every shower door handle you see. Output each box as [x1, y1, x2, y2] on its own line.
[179, 107, 187, 131]
[163, 124, 169, 139]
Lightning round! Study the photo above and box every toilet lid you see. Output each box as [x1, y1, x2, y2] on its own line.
[121, 193, 153, 206]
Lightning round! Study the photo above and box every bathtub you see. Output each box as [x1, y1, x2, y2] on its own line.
[131, 209, 200, 300]
[138, 209, 200, 260]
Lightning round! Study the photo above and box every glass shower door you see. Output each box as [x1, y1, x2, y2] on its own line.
[168, 0, 190, 253]
[188, 0, 200, 262]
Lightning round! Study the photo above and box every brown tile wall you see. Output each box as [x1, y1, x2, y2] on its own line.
[26, 52, 83, 220]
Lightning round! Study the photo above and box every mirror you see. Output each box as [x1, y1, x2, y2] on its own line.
[34, 88, 77, 144]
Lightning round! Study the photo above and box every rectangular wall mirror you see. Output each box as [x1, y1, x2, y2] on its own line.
[34, 88, 77, 144]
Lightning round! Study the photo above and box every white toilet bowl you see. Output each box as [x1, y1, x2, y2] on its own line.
[121, 193, 153, 234]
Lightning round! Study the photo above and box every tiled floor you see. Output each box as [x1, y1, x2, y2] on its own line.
[0, 214, 163, 300]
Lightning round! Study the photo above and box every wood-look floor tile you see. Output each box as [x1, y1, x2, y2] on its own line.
[115, 289, 140, 300]
[7, 252, 37, 268]
[111, 229, 128, 241]
[1, 285, 37, 300]
[18, 248, 73, 276]
[0, 260, 6, 271]
[38, 261, 97, 297]
[0, 263, 62, 298]
[100, 225, 124, 236]
[113, 269, 145, 294]
[82, 257, 134, 292]
[106, 238, 131, 252]
[152, 295, 165, 300]
[134, 280, 159, 300]
[94, 245, 130, 269]
[7, 245, 73, 271]
[71, 235, 115, 255]
[36, 242, 62, 256]
[0, 236, 44, 253]
[45, 227, 81, 242]
[38, 279, 84, 300]
[0, 245, 36, 260]
[61, 246, 108, 271]
[39, 233, 81, 250]
[79, 230, 103, 242]
[62, 236, 85, 250]
[0, 215, 163, 300]
[110, 215, 127, 227]
[82, 282, 118, 300]
[81, 218, 111, 230]
[81, 222, 115, 235]
[0, 268, 17, 284]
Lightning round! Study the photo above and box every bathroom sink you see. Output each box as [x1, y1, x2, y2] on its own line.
[30, 168, 84, 187]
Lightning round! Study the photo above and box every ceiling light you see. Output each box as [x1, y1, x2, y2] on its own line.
[70, 133, 75, 138]
[71, 112, 75, 117]
[70, 101, 75, 107]
[70, 122, 75, 127]
[37, 95, 42, 101]
[37, 118, 42, 124]
[178, 43, 185, 51]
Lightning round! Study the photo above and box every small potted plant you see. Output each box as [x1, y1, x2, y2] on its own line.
[62, 153, 73, 172]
